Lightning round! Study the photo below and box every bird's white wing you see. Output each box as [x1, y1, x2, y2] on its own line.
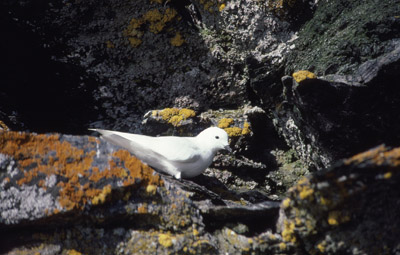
[90, 129, 200, 163]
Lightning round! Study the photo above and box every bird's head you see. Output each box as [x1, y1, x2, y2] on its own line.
[197, 127, 231, 153]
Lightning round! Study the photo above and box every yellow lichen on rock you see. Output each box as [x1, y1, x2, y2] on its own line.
[156, 108, 196, 126]
[91, 185, 112, 205]
[199, 0, 216, 12]
[241, 121, 251, 135]
[218, 118, 251, 137]
[123, 8, 178, 47]
[218, 118, 235, 129]
[224, 127, 243, 137]
[282, 198, 291, 209]
[279, 242, 287, 250]
[292, 70, 317, 83]
[146, 184, 157, 195]
[327, 210, 350, 226]
[67, 249, 82, 255]
[170, 32, 185, 46]
[128, 37, 142, 48]
[158, 233, 173, 247]
[281, 219, 296, 243]
[317, 241, 326, 252]
[159, 108, 180, 120]
[105, 40, 115, 49]
[218, 3, 226, 11]
[296, 177, 314, 200]
[384, 171, 392, 179]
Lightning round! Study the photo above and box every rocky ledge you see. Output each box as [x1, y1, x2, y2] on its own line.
[1, 131, 400, 254]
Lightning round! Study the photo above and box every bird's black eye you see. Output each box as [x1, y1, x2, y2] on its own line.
[215, 136, 220, 139]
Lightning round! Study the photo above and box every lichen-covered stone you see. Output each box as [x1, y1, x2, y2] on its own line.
[0, 130, 284, 254]
[274, 43, 400, 168]
[0, 131, 162, 226]
[278, 145, 400, 254]
[285, 0, 400, 75]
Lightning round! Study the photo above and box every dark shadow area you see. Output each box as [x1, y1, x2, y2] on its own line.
[0, 10, 99, 134]
[0, 202, 162, 254]
[201, 200, 281, 236]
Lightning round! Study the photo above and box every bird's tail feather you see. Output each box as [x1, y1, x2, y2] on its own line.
[90, 129, 135, 152]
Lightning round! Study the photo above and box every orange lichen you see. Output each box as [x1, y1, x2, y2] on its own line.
[344, 145, 400, 166]
[138, 203, 148, 213]
[0, 120, 9, 131]
[0, 131, 163, 212]
[112, 149, 162, 186]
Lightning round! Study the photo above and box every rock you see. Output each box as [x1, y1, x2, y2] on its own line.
[278, 145, 400, 254]
[1, 0, 399, 253]
[285, 0, 400, 76]
[0, 130, 284, 254]
[274, 42, 400, 168]
[0, 131, 163, 227]
[0, 0, 312, 132]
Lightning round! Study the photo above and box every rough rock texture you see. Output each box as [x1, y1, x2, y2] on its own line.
[273, 42, 400, 168]
[255, 0, 400, 168]
[0, 131, 284, 254]
[0, 0, 315, 132]
[279, 145, 400, 254]
[1, 0, 400, 254]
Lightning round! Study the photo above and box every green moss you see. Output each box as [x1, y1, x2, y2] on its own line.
[285, 0, 400, 75]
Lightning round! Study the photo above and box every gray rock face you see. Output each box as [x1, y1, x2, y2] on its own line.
[274, 40, 400, 168]
[279, 145, 400, 254]
[1, 0, 400, 253]
[0, 131, 283, 254]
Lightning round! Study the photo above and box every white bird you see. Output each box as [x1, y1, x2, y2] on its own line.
[89, 127, 231, 179]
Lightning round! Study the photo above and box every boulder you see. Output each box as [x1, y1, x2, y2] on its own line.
[279, 145, 400, 254]
[0, 131, 282, 254]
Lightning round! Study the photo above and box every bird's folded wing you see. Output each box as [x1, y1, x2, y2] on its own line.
[149, 136, 201, 163]
[90, 129, 200, 163]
